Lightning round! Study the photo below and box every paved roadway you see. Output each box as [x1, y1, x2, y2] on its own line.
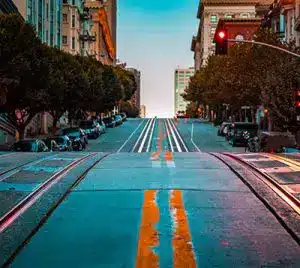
[0, 119, 300, 267]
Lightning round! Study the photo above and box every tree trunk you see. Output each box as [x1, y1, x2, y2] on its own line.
[268, 114, 272, 132]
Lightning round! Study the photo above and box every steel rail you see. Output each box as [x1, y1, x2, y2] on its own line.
[3, 152, 111, 267]
[220, 153, 300, 215]
[0, 153, 98, 232]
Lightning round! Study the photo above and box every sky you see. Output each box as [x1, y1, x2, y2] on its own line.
[117, 0, 199, 118]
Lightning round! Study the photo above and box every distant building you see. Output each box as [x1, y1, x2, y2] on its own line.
[14, 0, 62, 48]
[0, 0, 19, 14]
[140, 105, 146, 118]
[105, 0, 117, 60]
[127, 68, 141, 109]
[214, 17, 261, 49]
[191, 0, 272, 70]
[86, 0, 116, 64]
[174, 67, 195, 115]
[262, 0, 300, 46]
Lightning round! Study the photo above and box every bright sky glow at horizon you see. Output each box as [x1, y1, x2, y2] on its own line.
[117, 0, 199, 118]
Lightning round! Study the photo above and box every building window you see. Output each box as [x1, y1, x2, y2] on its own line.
[224, 14, 233, 18]
[211, 27, 216, 35]
[72, 15, 75, 27]
[46, 30, 49, 42]
[46, 3, 49, 20]
[63, 14, 67, 22]
[210, 15, 217, 23]
[72, 0, 75, 5]
[240, 13, 249, 18]
[72, 37, 75, 49]
[63, 0, 68, 3]
[63, 36, 67, 44]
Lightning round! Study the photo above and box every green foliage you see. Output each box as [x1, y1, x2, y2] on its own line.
[183, 28, 300, 130]
[0, 13, 138, 133]
[120, 101, 139, 118]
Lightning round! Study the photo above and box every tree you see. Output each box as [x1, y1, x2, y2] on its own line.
[120, 101, 139, 118]
[0, 14, 49, 138]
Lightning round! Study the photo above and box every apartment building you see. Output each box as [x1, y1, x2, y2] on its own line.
[174, 67, 195, 114]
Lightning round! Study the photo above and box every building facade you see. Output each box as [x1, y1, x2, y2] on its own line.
[174, 67, 195, 114]
[214, 17, 262, 48]
[14, 0, 62, 48]
[191, 0, 272, 70]
[127, 68, 141, 109]
[262, 0, 300, 46]
[86, 0, 116, 64]
[0, 0, 19, 14]
[62, 0, 96, 56]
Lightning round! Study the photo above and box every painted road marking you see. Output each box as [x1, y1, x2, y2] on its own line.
[169, 119, 189, 152]
[164, 120, 174, 152]
[170, 190, 196, 268]
[117, 119, 146, 153]
[138, 118, 155, 153]
[166, 119, 182, 152]
[136, 190, 160, 268]
[132, 119, 151, 152]
[191, 123, 201, 153]
[146, 118, 157, 152]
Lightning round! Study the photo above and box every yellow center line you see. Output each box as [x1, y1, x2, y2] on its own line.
[136, 190, 160, 268]
[170, 190, 197, 268]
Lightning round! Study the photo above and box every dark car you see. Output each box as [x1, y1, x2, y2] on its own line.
[118, 113, 127, 122]
[103, 117, 116, 128]
[42, 138, 59, 152]
[11, 139, 48, 152]
[113, 115, 123, 126]
[96, 118, 107, 134]
[228, 122, 258, 147]
[61, 128, 88, 151]
[46, 136, 72, 151]
[79, 120, 100, 139]
[217, 122, 231, 136]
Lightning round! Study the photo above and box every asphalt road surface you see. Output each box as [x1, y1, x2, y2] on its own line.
[1, 119, 300, 267]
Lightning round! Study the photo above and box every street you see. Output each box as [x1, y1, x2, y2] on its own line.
[0, 119, 300, 267]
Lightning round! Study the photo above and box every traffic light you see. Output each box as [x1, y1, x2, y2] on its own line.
[215, 29, 228, 55]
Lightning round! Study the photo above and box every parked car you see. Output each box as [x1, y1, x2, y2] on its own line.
[45, 136, 72, 151]
[103, 117, 116, 128]
[11, 139, 48, 152]
[79, 120, 100, 139]
[217, 122, 231, 136]
[118, 113, 127, 122]
[61, 128, 88, 151]
[113, 115, 123, 126]
[42, 138, 59, 152]
[96, 118, 107, 134]
[228, 122, 258, 147]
